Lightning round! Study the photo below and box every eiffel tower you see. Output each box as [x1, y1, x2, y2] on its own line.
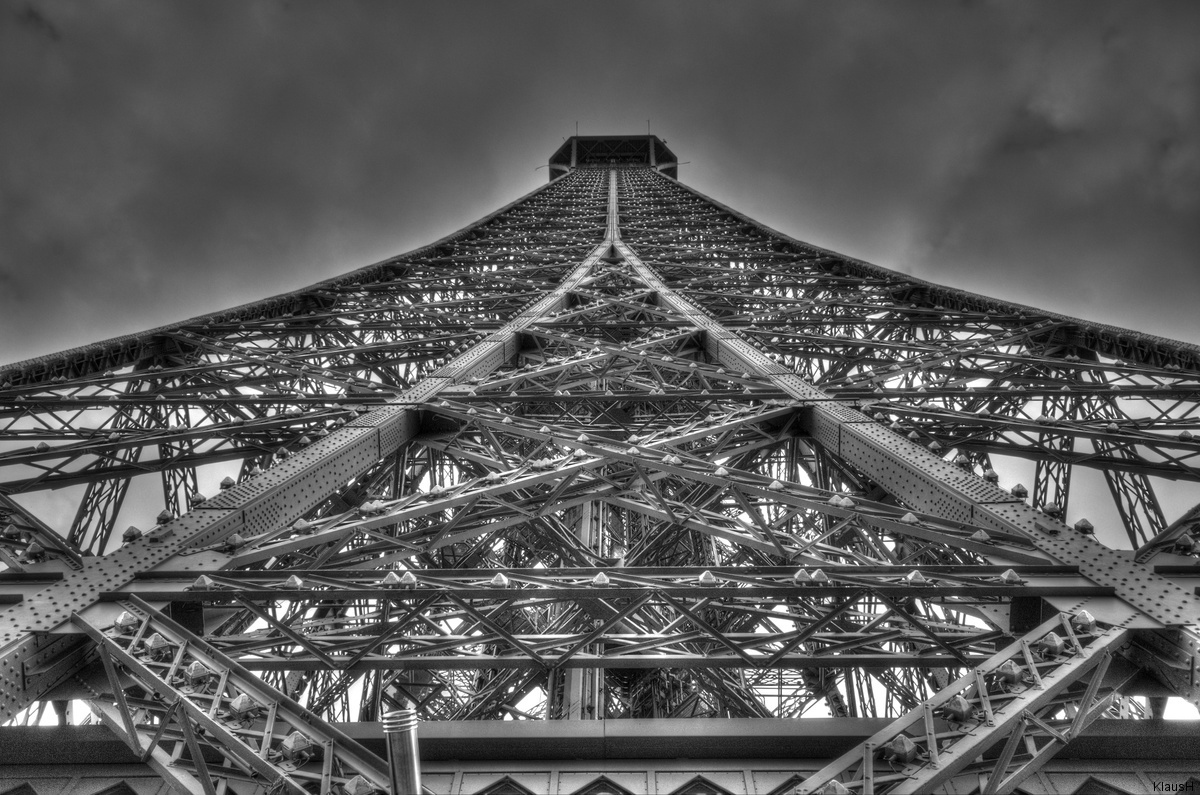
[1, 135, 1198, 795]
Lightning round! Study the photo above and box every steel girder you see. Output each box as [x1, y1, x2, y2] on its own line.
[103, 566, 1106, 673]
[74, 595, 394, 795]
[0, 159, 1196, 795]
[0, 167, 613, 723]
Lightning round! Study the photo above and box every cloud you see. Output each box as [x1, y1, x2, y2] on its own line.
[894, 3, 1200, 339]
[1, 1, 1198, 364]
[14, 4, 60, 42]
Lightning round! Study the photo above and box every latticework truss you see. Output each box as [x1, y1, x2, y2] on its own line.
[1, 142, 1198, 795]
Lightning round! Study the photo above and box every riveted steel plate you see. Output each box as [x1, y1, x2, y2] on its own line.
[704, 341, 791, 377]
[518, 294, 572, 321]
[713, 344, 754, 374]
[446, 340, 505, 376]
[0, 633, 91, 724]
[498, 331, 522, 359]
[833, 421, 974, 523]
[820, 403, 875, 425]
[974, 501, 1199, 627]
[702, 332, 734, 358]
[806, 410, 845, 457]
[806, 409, 1199, 626]
[769, 374, 831, 405]
[844, 422, 1022, 505]
[0, 636, 37, 720]
[0, 508, 240, 647]
[399, 376, 453, 405]
[200, 428, 378, 535]
[723, 344, 791, 375]
[347, 406, 418, 455]
[147, 508, 245, 550]
[802, 398, 869, 426]
[201, 428, 373, 509]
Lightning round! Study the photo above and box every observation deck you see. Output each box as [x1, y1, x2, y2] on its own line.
[548, 134, 678, 180]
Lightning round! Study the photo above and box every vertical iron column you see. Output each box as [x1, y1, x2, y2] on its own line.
[383, 708, 421, 795]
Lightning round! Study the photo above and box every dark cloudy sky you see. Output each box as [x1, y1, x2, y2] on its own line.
[3, 1, 1199, 365]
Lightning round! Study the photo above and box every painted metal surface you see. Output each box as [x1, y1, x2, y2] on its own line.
[0, 152, 1198, 795]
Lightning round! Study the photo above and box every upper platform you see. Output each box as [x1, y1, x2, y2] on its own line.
[548, 135, 678, 181]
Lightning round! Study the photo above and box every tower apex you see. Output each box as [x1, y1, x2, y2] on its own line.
[549, 134, 677, 180]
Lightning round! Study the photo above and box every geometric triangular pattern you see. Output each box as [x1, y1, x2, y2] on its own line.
[1, 137, 1197, 795]
[473, 779, 538, 795]
[666, 777, 736, 795]
[1070, 777, 1134, 795]
[567, 777, 636, 795]
[83, 785, 139, 795]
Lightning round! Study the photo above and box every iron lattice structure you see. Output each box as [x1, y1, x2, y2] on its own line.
[1, 135, 1199, 795]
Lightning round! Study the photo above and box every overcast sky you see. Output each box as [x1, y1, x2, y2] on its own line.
[2, 1, 1199, 366]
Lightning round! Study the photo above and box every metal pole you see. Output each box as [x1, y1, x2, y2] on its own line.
[383, 708, 421, 795]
